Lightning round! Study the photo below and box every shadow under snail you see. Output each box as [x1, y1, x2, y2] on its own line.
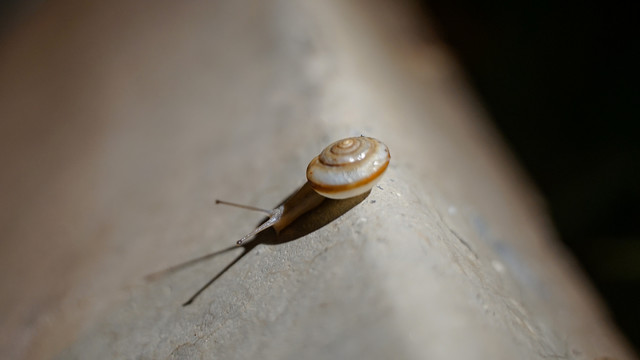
[217, 136, 391, 245]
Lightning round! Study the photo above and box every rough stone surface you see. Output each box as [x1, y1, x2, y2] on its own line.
[0, 0, 634, 359]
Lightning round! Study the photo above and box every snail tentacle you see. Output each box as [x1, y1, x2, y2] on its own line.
[235, 205, 284, 245]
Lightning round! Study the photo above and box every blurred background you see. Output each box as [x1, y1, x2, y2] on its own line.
[415, 0, 639, 351]
[1, 0, 637, 352]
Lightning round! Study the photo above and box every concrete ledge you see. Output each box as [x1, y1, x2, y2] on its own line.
[0, 0, 634, 359]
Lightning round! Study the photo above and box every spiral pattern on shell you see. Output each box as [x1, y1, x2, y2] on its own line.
[306, 136, 390, 199]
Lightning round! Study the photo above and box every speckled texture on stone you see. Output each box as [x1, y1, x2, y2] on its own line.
[0, 0, 634, 359]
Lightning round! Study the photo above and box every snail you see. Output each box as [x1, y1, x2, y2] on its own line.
[217, 136, 390, 245]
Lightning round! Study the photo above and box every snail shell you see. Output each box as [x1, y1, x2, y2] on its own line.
[307, 136, 390, 199]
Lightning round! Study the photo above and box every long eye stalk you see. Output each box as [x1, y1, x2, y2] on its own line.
[216, 200, 283, 245]
[215, 200, 273, 215]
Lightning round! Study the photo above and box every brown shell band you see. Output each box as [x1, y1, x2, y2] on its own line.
[308, 160, 389, 196]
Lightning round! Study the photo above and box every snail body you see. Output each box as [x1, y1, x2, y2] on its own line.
[218, 136, 390, 245]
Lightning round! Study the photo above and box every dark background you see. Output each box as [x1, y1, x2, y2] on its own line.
[418, 0, 639, 351]
[1, 0, 637, 353]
